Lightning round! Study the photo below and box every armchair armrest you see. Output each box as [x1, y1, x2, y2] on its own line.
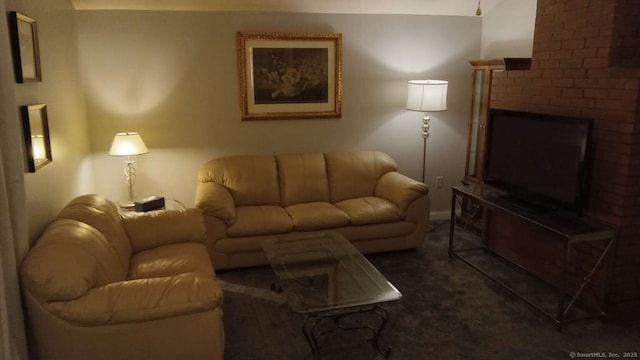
[375, 172, 429, 210]
[45, 272, 223, 326]
[195, 182, 236, 225]
[122, 208, 207, 253]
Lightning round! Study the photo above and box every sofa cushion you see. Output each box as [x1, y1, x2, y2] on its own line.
[276, 152, 331, 206]
[325, 151, 398, 203]
[198, 155, 280, 206]
[227, 205, 293, 237]
[21, 219, 126, 302]
[285, 202, 350, 230]
[335, 197, 405, 225]
[129, 242, 215, 279]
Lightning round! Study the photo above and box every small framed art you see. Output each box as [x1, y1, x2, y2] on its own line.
[237, 32, 342, 120]
[8, 11, 42, 83]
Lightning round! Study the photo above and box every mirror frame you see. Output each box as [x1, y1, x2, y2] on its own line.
[20, 104, 52, 172]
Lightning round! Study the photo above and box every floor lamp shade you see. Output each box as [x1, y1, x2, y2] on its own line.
[405, 80, 448, 112]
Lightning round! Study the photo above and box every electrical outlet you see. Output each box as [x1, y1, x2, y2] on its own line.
[435, 176, 444, 189]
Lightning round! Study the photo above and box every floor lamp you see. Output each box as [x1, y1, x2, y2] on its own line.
[405, 79, 448, 184]
[109, 132, 149, 208]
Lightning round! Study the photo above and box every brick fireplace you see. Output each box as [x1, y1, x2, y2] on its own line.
[489, 0, 639, 317]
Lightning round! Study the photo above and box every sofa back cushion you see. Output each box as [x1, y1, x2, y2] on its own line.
[325, 151, 398, 203]
[55, 194, 132, 271]
[276, 152, 330, 206]
[21, 219, 127, 302]
[198, 155, 280, 206]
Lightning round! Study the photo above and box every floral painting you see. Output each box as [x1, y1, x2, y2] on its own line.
[237, 32, 342, 120]
[252, 48, 328, 104]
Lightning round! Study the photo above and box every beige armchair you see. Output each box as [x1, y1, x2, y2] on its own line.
[20, 194, 224, 360]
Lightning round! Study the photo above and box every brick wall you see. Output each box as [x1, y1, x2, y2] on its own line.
[489, 0, 640, 317]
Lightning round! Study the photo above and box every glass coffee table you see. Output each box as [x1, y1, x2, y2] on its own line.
[263, 232, 401, 359]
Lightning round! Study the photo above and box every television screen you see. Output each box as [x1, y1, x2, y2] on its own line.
[484, 109, 592, 212]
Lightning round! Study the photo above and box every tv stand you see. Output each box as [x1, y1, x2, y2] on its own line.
[488, 193, 556, 215]
[449, 184, 617, 330]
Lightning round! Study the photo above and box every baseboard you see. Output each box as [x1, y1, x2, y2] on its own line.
[430, 211, 453, 221]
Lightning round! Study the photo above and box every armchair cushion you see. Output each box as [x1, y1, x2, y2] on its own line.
[129, 242, 214, 279]
[55, 194, 132, 275]
[122, 208, 207, 252]
[22, 219, 126, 302]
[45, 273, 223, 326]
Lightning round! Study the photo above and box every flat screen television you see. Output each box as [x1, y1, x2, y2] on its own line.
[484, 109, 593, 213]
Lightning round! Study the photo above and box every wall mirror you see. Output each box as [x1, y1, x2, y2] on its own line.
[21, 104, 52, 172]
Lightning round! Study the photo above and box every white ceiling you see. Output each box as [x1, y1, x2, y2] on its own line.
[71, 0, 505, 17]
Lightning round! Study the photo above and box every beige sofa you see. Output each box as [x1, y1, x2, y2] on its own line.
[20, 194, 224, 360]
[195, 150, 430, 270]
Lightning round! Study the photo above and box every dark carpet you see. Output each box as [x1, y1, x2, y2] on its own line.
[216, 221, 640, 360]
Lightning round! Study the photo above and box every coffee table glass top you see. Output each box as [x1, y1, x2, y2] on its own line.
[263, 232, 402, 314]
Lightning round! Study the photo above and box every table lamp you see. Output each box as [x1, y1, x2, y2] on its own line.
[109, 132, 149, 207]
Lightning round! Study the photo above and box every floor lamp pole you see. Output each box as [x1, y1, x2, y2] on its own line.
[421, 113, 430, 184]
[422, 112, 434, 232]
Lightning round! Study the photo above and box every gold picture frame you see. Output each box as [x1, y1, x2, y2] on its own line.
[8, 12, 42, 83]
[237, 32, 342, 121]
[20, 104, 52, 172]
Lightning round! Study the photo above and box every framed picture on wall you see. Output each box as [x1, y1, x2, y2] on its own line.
[20, 104, 52, 172]
[237, 32, 342, 120]
[8, 11, 42, 83]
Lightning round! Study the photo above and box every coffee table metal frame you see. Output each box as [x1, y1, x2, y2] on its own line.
[263, 232, 401, 359]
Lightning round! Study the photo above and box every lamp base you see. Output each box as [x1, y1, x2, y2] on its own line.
[117, 200, 135, 209]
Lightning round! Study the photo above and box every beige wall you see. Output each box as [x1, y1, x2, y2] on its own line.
[1, 4, 538, 235]
[78, 11, 481, 217]
[4, 0, 92, 242]
[1, 0, 91, 358]
[481, 0, 536, 58]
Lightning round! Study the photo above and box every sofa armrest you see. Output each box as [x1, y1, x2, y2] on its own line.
[45, 272, 223, 326]
[122, 208, 207, 253]
[195, 182, 236, 225]
[375, 172, 429, 210]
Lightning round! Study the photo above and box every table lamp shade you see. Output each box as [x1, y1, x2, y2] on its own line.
[406, 80, 448, 112]
[108, 132, 149, 156]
